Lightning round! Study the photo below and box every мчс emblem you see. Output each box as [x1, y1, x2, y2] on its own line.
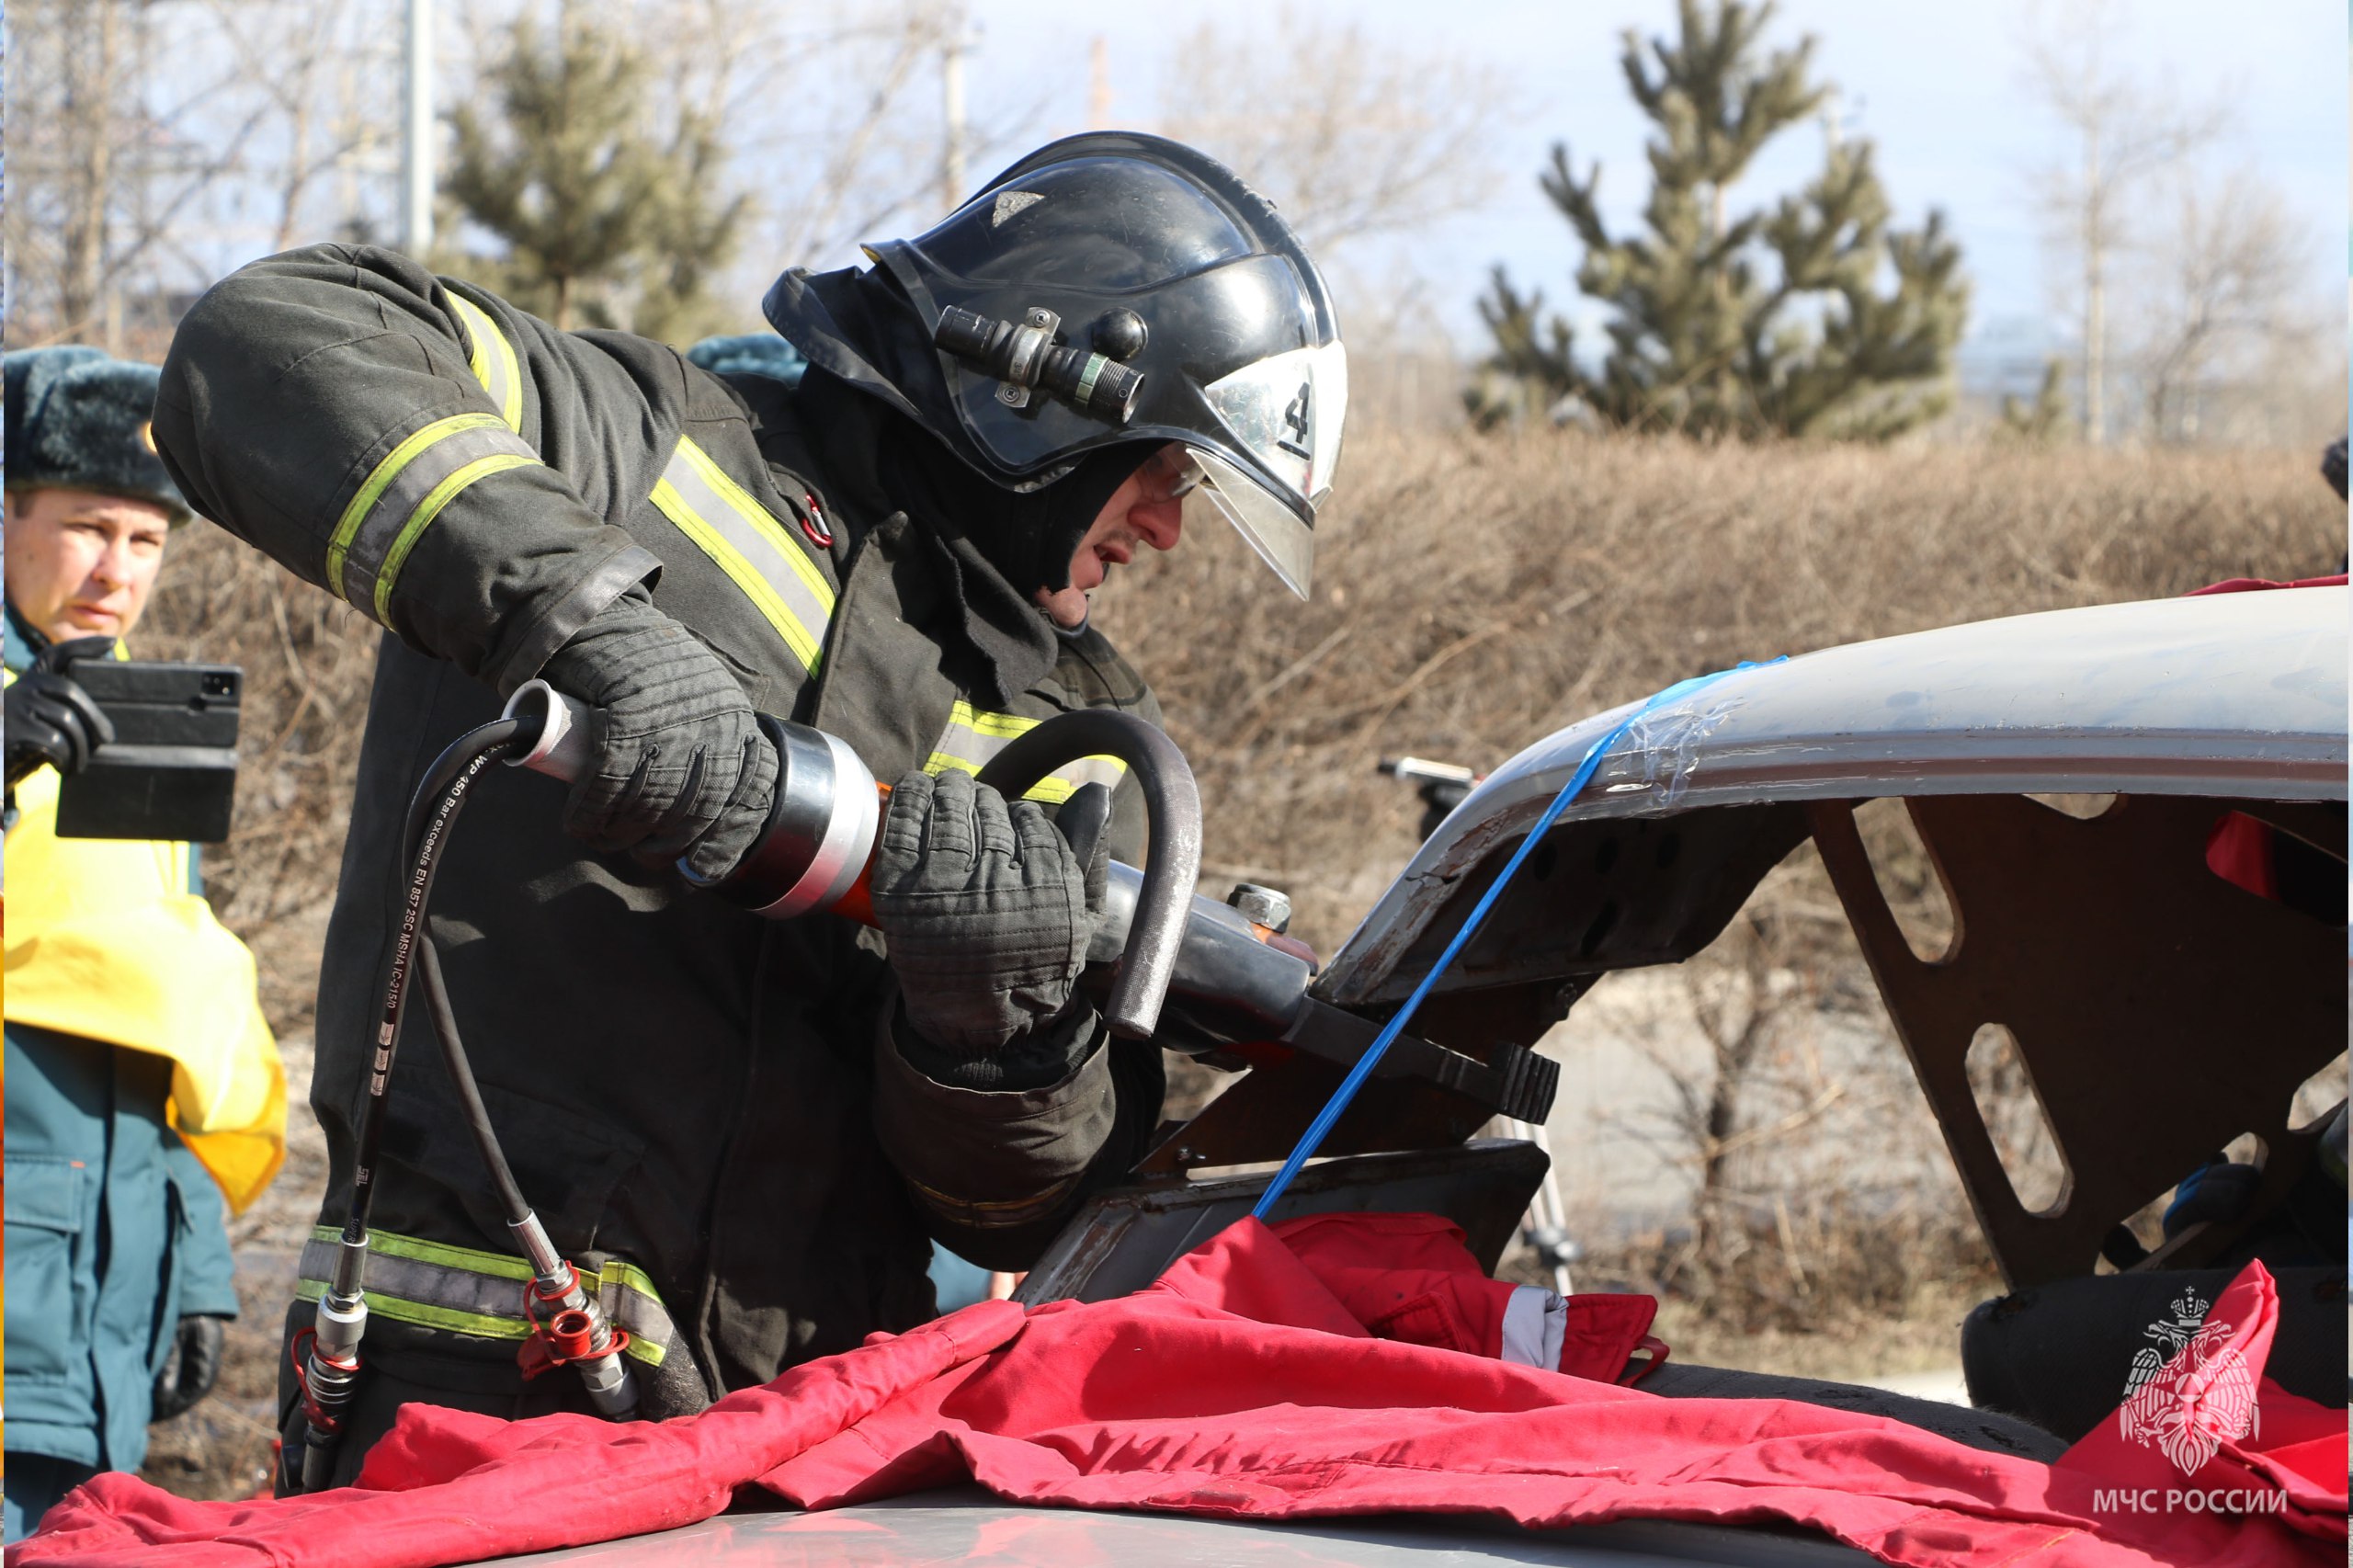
[2117, 1288, 2257, 1474]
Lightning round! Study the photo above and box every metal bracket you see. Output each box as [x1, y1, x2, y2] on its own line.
[1279, 997, 1559, 1126]
[993, 307, 1059, 408]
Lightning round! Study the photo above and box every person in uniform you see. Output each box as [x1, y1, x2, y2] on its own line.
[3, 347, 287, 1538]
[153, 132, 1347, 1484]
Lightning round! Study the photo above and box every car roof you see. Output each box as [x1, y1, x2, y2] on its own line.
[1319, 588, 2347, 1006]
[486, 1485, 1880, 1564]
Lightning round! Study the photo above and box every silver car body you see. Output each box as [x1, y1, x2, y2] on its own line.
[1321, 587, 2347, 1008]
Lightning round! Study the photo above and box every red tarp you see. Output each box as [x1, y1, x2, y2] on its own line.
[17, 1216, 2343, 1568]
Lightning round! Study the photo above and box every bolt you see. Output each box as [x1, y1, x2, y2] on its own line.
[1226, 881, 1292, 934]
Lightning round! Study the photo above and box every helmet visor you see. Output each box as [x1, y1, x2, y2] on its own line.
[1188, 340, 1347, 599]
[1184, 445, 1318, 598]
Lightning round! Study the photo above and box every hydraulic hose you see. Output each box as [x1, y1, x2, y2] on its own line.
[415, 937, 531, 1234]
[415, 934, 637, 1420]
[298, 711, 635, 1493]
[301, 714, 520, 1490]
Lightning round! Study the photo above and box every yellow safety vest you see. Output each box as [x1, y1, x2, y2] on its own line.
[3, 665, 287, 1214]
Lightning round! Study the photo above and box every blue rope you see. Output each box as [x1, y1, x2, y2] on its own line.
[1250, 662, 1780, 1221]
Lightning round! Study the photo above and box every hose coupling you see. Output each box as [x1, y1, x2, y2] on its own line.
[294, 1283, 368, 1492]
[518, 1257, 640, 1420]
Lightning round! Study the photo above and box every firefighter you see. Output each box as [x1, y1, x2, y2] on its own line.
[3, 347, 286, 1538]
[153, 132, 1346, 1483]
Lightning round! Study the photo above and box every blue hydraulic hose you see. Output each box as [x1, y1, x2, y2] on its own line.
[1251, 662, 1780, 1221]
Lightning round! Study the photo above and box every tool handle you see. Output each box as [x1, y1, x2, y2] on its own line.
[974, 710, 1201, 1039]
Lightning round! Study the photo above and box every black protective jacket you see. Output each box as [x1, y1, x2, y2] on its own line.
[155, 245, 1165, 1462]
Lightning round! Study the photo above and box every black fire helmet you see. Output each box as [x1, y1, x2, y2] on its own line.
[763, 131, 1346, 598]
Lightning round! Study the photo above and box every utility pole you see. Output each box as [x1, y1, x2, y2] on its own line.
[403, 0, 434, 256]
[939, 8, 970, 210]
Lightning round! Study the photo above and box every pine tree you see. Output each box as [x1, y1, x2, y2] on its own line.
[445, 7, 747, 340]
[1473, 0, 1968, 439]
[1999, 357, 2071, 444]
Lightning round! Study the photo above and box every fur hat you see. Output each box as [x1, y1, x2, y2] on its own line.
[4, 346, 191, 524]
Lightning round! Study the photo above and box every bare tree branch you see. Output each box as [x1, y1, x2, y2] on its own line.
[1154, 7, 1510, 259]
[2016, 0, 2227, 444]
[2130, 167, 2307, 443]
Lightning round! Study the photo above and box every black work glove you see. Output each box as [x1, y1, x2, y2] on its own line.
[5, 635, 118, 788]
[149, 1312, 228, 1423]
[867, 768, 1108, 1054]
[538, 594, 779, 881]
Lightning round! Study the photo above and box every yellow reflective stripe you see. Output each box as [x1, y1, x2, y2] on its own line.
[373, 452, 537, 624]
[326, 413, 506, 597]
[600, 1256, 661, 1302]
[649, 437, 834, 676]
[923, 701, 1130, 805]
[295, 1277, 529, 1341]
[447, 290, 524, 432]
[309, 1223, 530, 1281]
[957, 704, 1036, 741]
[293, 1278, 665, 1366]
[676, 439, 835, 619]
[302, 1227, 670, 1368]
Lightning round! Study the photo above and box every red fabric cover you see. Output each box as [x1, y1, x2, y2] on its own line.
[13, 1301, 1027, 1568]
[1267, 1210, 1658, 1381]
[2185, 574, 2347, 595]
[2204, 812, 2279, 899]
[2055, 1265, 2347, 1541]
[1272, 1210, 1511, 1354]
[17, 1228, 2342, 1568]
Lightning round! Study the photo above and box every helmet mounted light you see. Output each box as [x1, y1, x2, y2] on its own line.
[931, 304, 1145, 423]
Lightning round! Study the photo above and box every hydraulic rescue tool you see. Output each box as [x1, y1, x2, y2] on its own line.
[294, 686, 1556, 1490]
[502, 684, 1557, 1113]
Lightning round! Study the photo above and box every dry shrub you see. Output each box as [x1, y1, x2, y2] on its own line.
[1561, 1198, 2000, 1381]
[1556, 1194, 1997, 1335]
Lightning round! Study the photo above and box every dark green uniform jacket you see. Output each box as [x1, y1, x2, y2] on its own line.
[5, 608, 242, 1475]
[154, 246, 1164, 1468]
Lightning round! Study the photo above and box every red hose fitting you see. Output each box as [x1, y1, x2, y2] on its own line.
[546, 1308, 597, 1363]
[517, 1262, 631, 1381]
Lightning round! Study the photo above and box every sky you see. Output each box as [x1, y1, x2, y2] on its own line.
[952, 0, 2348, 372]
